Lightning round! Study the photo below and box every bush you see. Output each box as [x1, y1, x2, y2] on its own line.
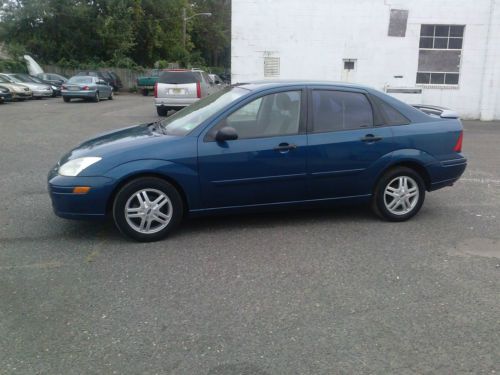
[0, 59, 27, 73]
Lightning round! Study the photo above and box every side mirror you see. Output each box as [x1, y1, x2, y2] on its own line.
[215, 126, 238, 142]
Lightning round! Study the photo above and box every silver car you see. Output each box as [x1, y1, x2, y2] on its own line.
[0, 73, 52, 99]
[62, 76, 114, 103]
[154, 69, 219, 116]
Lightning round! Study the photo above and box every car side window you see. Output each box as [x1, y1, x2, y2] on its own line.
[206, 91, 302, 141]
[312, 90, 374, 133]
[370, 95, 410, 126]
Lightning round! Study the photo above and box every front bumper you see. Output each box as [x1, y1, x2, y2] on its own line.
[13, 92, 32, 99]
[0, 93, 12, 102]
[32, 89, 53, 97]
[62, 90, 96, 99]
[48, 172, 116, 220]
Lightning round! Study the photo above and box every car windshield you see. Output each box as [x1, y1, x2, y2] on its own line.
[69, 77, 93, 84]
[4, 75, 22, 83]
[12, 74, 35, 83]
[160, 87, 248, 136]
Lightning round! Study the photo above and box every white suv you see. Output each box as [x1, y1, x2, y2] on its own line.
[154, 69, 218, 116]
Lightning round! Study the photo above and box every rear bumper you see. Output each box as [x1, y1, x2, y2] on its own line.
[48, 173, 115, 220]
[154, 97, 199, 108]
[428, 157, 467, 191]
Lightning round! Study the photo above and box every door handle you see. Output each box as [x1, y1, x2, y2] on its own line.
[273, 143, 297, 152]
[361, 134, 383, 142]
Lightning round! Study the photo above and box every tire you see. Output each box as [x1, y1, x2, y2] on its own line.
[112, 177, 184, 242]
[156, 106, 168, 116]
[35, 96, 42, 100]
[63, 97, 70, 103]
[372, 167, 426, 222]
[108, 90, 113, 100]
[142, 89, 149, 96]
[93, 91, 100, 103]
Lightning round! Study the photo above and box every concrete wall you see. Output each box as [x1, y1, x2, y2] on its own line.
[232, 0, 500, 120]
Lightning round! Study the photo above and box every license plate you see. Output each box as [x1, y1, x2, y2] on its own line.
[170, 88, 185, 95]
[68, 86, 80, 91]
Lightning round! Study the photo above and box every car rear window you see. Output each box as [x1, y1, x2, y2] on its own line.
[69, 77, 93, 84]
[159, 71, 200, 84]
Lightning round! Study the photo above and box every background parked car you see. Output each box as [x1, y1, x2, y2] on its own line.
[28, 75, 61, 97]
[154, 69, 221, 116]
[105, 71, 122, 92]
[0, 75, 32, 101]
[209, 74, 226, 87]
[62, 75, 114, 103]
[75, 71, 122, 91]
[35, 73, 68, 96]
[0, 86, 12, 103]
[36, 72, 68, 87]
[0, 73, 52, 99]
[137, 69, 163, 96]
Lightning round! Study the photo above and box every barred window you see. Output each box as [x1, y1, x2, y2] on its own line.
[416, 25, 464, 85]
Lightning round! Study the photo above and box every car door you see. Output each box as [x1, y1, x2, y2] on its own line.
[306, 88, 395, 199]
[198, 89, 308, 208]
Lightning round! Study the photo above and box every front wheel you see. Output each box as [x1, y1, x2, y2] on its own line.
[112, 177, 184, 242]
[372, 167, 425, 222]
[63, 97, 70, 103]
[108, 90, 113, 100]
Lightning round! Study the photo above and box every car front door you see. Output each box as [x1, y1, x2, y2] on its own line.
[306, 88, 395, 199]
[198, 89, 308, 209]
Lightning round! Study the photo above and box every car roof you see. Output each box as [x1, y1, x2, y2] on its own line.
[235, 80, 374, 92]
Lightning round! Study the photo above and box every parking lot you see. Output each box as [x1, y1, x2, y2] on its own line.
[0, 95, 499, 374]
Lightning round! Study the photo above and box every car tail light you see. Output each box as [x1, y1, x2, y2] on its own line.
[82, 86, 89, 91]
[61, 85, 67, 90]
[196, 81, 201, 98]
[453, 131, 463, 152]
[154, 82, 158, 98]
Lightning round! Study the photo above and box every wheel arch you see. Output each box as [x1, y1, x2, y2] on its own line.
[106, 172, 189, 215]
[375, 160, 432, 191]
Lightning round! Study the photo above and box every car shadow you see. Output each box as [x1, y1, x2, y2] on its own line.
[51, 205, 375, 243]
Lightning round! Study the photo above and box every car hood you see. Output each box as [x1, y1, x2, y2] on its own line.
[0, 83, 31, 92]
[20, 82, 51, 90]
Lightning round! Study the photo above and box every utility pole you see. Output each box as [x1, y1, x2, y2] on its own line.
[182, 8, 213, 49]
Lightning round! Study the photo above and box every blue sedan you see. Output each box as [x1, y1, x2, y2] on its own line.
[48, 82, 467, 241]
[62, 75, 113, 102]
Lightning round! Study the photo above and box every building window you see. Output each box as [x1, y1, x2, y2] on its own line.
[264, 56, 280, 78]
[417, 24, 464, 85]
[343, 59, 356, 70]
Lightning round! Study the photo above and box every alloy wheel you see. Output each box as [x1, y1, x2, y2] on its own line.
[124, 189, 173, 234]
[383, 176, 420, 215]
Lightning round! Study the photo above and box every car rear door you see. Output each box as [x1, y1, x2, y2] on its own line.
[306, 87, 395, 199]
[197, 88, 308, 209]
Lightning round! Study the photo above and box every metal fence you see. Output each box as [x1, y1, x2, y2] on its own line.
[42, 65, 144, 91]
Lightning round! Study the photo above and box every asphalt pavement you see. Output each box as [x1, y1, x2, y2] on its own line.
[0, 95, 499, 374]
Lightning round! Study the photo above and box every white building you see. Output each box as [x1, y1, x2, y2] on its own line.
[231, 0, 500, 120]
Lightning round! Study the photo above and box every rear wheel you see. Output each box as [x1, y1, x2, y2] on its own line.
[142, 89, 149, 96]
[372, 167, 425, 222]
[93, 91, 100, 103]
[108, 90, 113, 100]
[156, 106, 168, 116]
[113, 177, 183, 242]
[63, 97, 70, 103]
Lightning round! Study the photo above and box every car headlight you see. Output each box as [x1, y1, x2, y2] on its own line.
[51, 85, 57, 90]
[59, 157, 102, 177]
